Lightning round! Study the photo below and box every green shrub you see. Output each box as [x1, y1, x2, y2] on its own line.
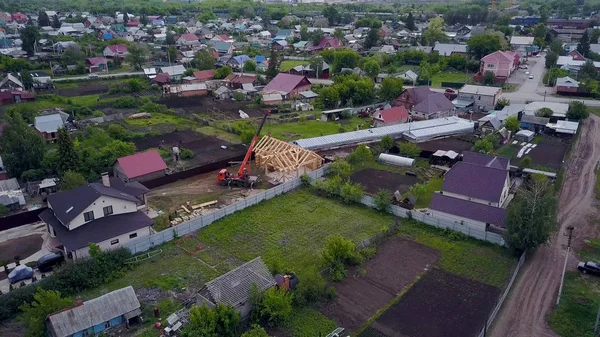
[327, 159, 351, 179]
[373, 189, 392, 212]
[294, 269, 326, 306]
[346, 145, 374, 165]
[322, 235, 358, 281]
[113, 96, 138, 109]
[180, 148, 194, 160]
[300, 174, 311, 187]
[325, 286, 337, 300]
[260, 287, 293, 327]
[339, 181, 363, 204]
[358, 246, 377, 260]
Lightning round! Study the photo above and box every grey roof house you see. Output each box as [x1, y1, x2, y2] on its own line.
[428, 152, 511, 230]
[39, 176, 153, 260]
[197, 257, 276, 319]
[34, 112, 70, 143]
[47, 286, 141, 337]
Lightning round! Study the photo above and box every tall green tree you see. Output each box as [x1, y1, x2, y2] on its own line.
[567, 101, 589, 120]
[332, 50, 360, 73]
[265, 49, 280, 80]
[20, 25, 40, 56]
[505, 176, 557, 253]
[52, 15, 61, 29]
[182, 304, 240, 337]
[363, 59, 380, 79]
[193, 50, 216, 70]
[241, 325, 270, 337]
[57, 128, 80, 174]
[60, 171, 87, 191]
[0, 113, 45, 178]
[310, 55, 324, 78]
[20, 289, 72, 337]
[406, 12, 415, 31]
[322, 6, 340, 26]
[21, 71, 34, 90]
[423, 17, 446, 45]
[317, 86, 340, 108]
[364, 28, 380, 49]
[467, 34, 502, 60]
[545, 52, 558, 69]
[38, 11, 50, 27]
[578, 29, 591, 57]
[122, 12, 129, 25]
[378, 77, 403, 102]
[165, 31, 176, 45]
[579, 59, 598, 79]
[503, 115, 520, 133]
[125, 43, 148, 70]
[167, 45, 178, 63]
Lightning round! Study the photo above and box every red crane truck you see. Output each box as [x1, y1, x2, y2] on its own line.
[217, 111, 269, 188]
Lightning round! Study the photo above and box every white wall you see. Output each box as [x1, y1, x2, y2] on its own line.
[427, 209, 488, 232]
[69, 196, 138, 230]
[72, 226, 152, 259]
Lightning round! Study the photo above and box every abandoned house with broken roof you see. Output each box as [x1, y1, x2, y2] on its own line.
[46, 286, 141, 337]
[197, 257, 276, 318]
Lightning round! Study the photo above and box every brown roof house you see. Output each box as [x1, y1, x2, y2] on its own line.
[114, 150, 167, 183]
[395, 87, 455, 120]
[262, 73, 311, 100]
[428, 152, 511, 232]
[197, 257, 276, 319]
[39, 175, 153, 260]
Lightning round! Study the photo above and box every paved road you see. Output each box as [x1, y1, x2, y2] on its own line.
[490, 115, 600, 336]
[52, 71, 144, 82]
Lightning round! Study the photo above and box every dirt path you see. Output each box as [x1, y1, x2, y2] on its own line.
[490, 115, 600, 337]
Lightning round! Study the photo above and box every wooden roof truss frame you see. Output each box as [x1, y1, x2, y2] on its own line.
[254, 136, 323, 173]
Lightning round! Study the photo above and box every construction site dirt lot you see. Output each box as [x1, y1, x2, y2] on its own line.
[369, 269, 500, 337]
[133, 130, 247, 167]
[159, 96, 266, 120]
[417, 137, 474, 154]
[147, 168, 265, 212]
[0, 234, 43, 263]
[319, 237, 440, 333]
[350, 169, 419, 195]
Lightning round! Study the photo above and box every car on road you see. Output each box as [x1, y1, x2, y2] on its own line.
[37, 251, 65, 272]
[519, 65, 528, 69]
[528, 75, 534, 79]
[578, 261, 600, 275]
[8, 265, 33, 284]
[88, 73, 99, 79]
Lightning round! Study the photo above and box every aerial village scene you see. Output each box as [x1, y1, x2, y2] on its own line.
[0, 0, 599, 336]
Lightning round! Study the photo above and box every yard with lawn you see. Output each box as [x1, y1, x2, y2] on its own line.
[549, 239, 600, 337]
[430, 71, 471, 87]
[125, 112, 194, 128]
[262, 116, 370, 141]
[280, 60, 309, 72]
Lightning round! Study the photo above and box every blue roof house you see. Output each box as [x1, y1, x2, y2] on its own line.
[255, 55, 266, 63]
[228, 54, 250, 67]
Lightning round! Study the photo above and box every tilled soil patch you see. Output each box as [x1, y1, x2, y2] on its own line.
[370, 269, 500, 337]
[350, 168, 419, 195]
[319, 237, 440, 332]
[0, 234, 43, 263]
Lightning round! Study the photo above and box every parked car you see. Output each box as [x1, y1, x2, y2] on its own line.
[519, 65, 528, 69]
[8, 265, 33, 284]
[578, 261, 600, 275]
[88, 73, 99, 79]
[528, 75, 534, 79]
[525, 71, 530, 75]
[37, 251, 65, 273]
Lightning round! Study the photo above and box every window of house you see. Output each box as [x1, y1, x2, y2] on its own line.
[82, 330, 89, 337]
[110, 239, 119, 245]
[487, 64, 495, 68]
[103, 205, 113, 216]
[83, 211, 94, 222]
[129, 233, 138, 239]
[104, 321, 111, 329]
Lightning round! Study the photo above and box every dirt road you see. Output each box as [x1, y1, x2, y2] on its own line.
[490, 115, 600, 337]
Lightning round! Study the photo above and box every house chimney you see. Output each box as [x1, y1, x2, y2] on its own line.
[74, 296, 83, 306]
[101, 172, 110, 187]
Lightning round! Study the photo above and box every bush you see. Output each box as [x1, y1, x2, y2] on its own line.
[325, 286, 337, 300]
[128, 78, 144, 93]
[398, 142, 422, 158]
[322, 235, 358, 281]
[21, 169, 46, 182]
[294, 269, 326, 306]
[373, 189, 391, 212]
[339, 181, 363, 204]
[519, 156, 532, 169]
[300, 174, 311, 187]
[113, 96, 138, 109]
[346, 145, 374, 166]
[327, 159, 351, 179]
[358, 246, 377, 260]
[180, 148, 194, 160]
[107, 124, 131, 141]
[233, 92, 245, 101]
[260, 287, 293, 327]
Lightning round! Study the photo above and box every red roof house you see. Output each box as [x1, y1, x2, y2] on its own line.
[177, 33, 200, 46]
[11, 13, 28, 24]
[476, 51, 519, 83]
[86, 57, 108, 73]
[310, 37, 342, 53]
[372, 106, 409, 127]
[262, 73, 311, 99]
[114, 150, 167, 183]
[568, 50, 585, 61]
[103, 44, 129, 58]
[223, 74, 257, 89]
[152, 73, 171, 86]
[192, 69, 216, 82]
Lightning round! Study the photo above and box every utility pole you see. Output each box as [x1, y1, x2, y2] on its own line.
[557, 225, 575, 305]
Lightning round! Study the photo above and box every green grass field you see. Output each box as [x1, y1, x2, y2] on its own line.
[398, 221, 516, 288]
[196, 125, 242, 143]
[125, 113, 193, 127]
[280, 60, 309, 72]
[549, 240, 600, 337]
[430, 71, 470, 87]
